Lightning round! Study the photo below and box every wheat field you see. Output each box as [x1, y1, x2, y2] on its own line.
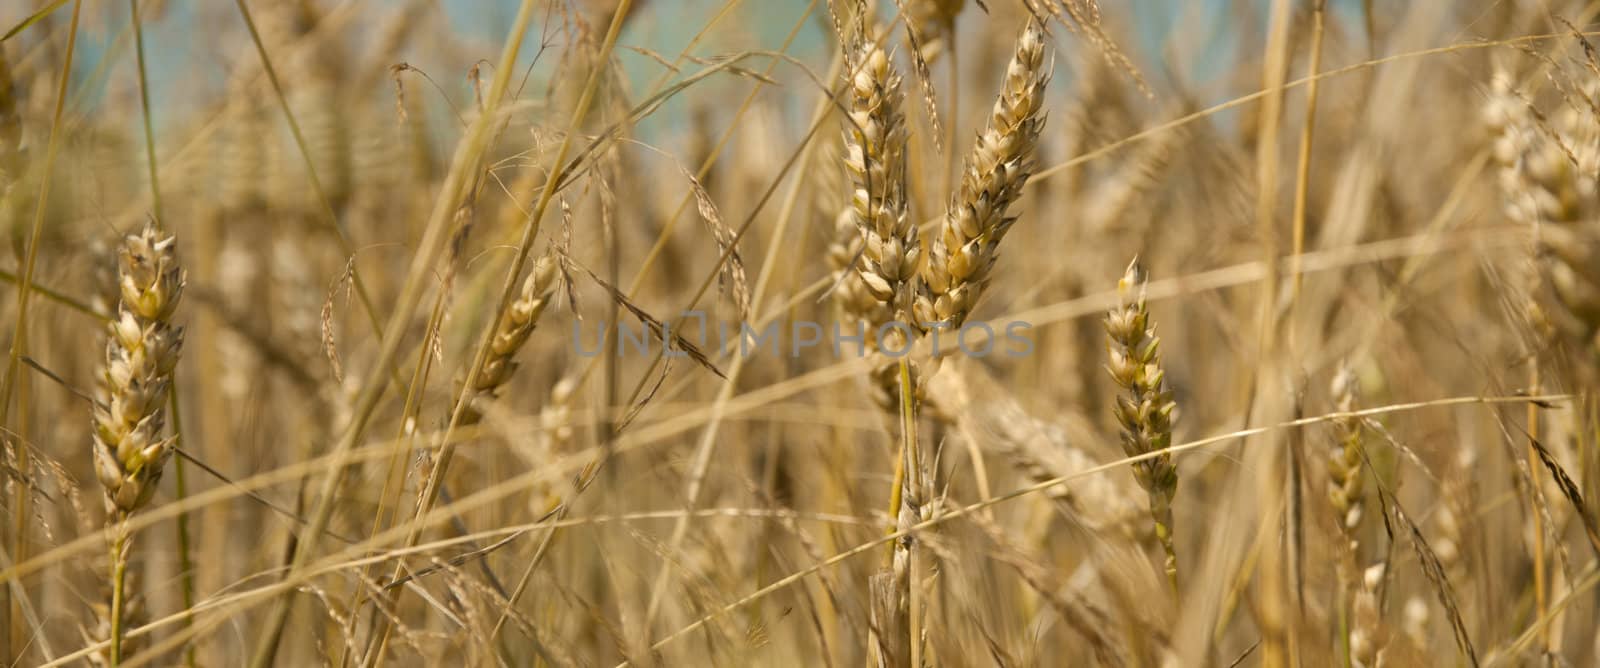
[0, 0, 1596, 665]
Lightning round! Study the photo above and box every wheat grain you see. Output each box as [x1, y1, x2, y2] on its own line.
[826, 104, 888, 340]
[829, 210, 889, 335]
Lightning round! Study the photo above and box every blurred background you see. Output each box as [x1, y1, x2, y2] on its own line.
[0, 1, 1596, 666]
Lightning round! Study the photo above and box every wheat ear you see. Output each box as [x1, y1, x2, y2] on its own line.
[1104, 259, 1179, 594]
[1328, 365, 1366, 550]
[1328, 364, 1367, 663]
[842, 38, 918, 332]
[836, 36, 929, 419]
[916, 19, 1047, 329]
[93, 225, 185, 513]
[91, 223, 185, 665]
[829, 208, 890, 338]
[838, 34, 930, 668]
[1539, 86, 1600, 366]
[459, 251, 560, 424]
[1487, 69, 1600, 372]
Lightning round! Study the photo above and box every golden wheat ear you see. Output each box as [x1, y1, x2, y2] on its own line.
[1104, 258, 1179, 594]
[92, 222, 185, 665]
[842, 38, 919, 327]
[917, 19, 1048, 329]
[454, 249, 560, 430]
[94, 223, 185, 516]
[1328, 364, 1366, 546]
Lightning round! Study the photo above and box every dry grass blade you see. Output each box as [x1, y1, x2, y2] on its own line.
[576, 262, 726, 379]
[616, 394, 1567, 662]
[680, 166, 751, 322]
[1369, 460, 1477, 667]
[1524, 431, 1600, 559]
[970, 515, 1130, 667]
[320, 258, 354, 385]
[0, 0, 69, 42]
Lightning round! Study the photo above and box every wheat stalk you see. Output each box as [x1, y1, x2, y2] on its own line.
[1104, 259, 1179, 594]
[85, 570, 146, 668]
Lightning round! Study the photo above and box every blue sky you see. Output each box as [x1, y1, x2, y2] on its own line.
[0, 0, 1391, 143]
